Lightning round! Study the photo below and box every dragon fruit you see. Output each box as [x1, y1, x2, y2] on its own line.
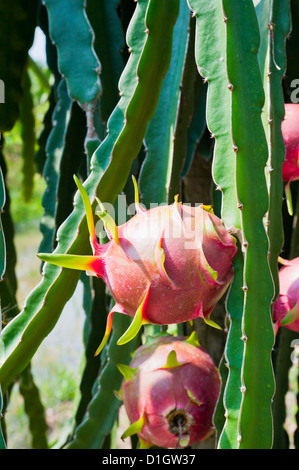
[38, 175, 237, 353]
[273, 257, 299, 333]
[281, 103, 299, 215]
[118, 333, 221, 449]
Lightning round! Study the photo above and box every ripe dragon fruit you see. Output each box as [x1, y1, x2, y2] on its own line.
[273, 257, 299, 333]
[38, 175, 237, 354]
[281, 103, 299, 215]
[118, 333, 221, 449]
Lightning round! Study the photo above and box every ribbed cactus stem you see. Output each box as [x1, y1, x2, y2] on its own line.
[222, 0, 275, 449]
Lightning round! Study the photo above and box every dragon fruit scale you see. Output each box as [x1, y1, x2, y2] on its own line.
[38, 175, 237, 354]
[282, 104, 299, 184]
[118, 333, 221, 449]
[273, 257, 299, 333]
[281, 103, 299, 215]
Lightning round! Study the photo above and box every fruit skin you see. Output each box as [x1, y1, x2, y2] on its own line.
[38, 176, 237, 352]
[273, 257, 299, 333]
[281, 104, 299, 183]
[120, 334, 221, 449]
[94, 201, 237, 325]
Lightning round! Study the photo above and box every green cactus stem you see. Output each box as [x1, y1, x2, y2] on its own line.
[39, 79, 72, 254]
[139, 0, 190, 207]
[187, 0, 243, 448]
[43, 0, 101, 107]
[19, 69, 36, 203]
[222, 0, 275, 449]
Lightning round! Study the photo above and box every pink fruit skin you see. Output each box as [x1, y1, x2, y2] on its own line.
[97, 203, 237, 326]
[273, 257, 299, 332]
[38, 179, 238, 352]
[281, 104, 299, 183]
[121, 335, 221, 449]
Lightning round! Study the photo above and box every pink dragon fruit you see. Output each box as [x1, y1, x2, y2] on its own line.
[281, 103, 299, 215]
[118, 333, 221, 449]
[273, 257, 299, 333]
[38, 176, 237, 353]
